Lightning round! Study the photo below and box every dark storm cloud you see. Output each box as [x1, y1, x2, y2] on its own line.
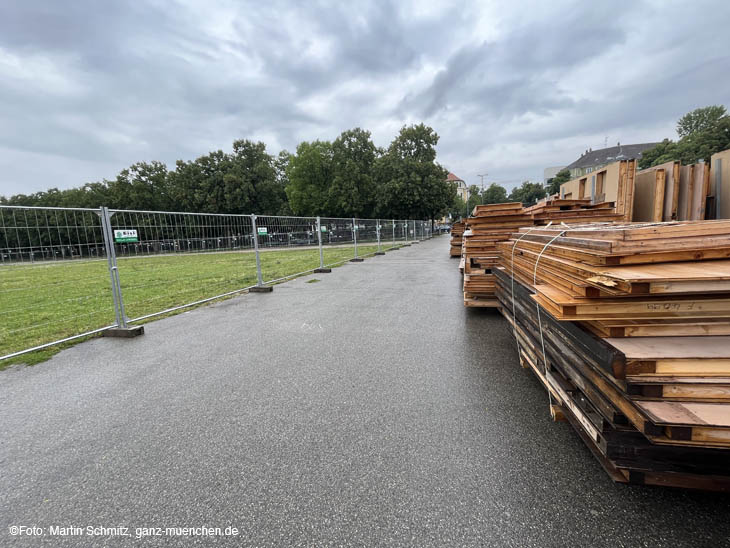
[0, 0, 729, 195]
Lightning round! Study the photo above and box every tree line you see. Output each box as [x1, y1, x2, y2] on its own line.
[448, 180, 549, 217]
[1, 124, 456, 222]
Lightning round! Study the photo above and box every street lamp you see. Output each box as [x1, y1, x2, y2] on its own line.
[477, 172, 488, 208]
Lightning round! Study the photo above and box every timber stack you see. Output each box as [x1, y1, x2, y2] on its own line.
[462, 203, 531, 307]
[495, 220, 730, 491]
[462, 196, 628, 307]
[450, 221, 465, 257]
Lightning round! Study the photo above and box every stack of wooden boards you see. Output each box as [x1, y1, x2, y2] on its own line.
[495, 220, 730, 491]
[450, 221, 465, 257]
[462, 203, 531, 307]
[462, 200, 625, 307]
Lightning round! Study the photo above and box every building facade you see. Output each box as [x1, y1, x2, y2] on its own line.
[447, 172, 468, 202]
[565, 142, 659, 179]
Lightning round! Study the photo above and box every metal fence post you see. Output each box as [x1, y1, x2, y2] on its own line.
[411, 220, 419, 244]
[350, 217, 363, 262]
[390, 219, 397, 250]
[99, 206, 143, 337]
[314, 216, 331, 273]
[250, 214, 273, 292]
[375, 219, 385, 255]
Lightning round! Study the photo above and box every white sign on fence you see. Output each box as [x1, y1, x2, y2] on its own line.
[114, 229, 138, 243]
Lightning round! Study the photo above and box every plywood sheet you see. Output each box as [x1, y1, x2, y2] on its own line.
[711, 149, 730, 219]
[605, 336, 730, 360]
[677, 165, 693, 221]
[632, 169, 665, 222]
[690, 163, 710, 220]
[637, 401, 730, 427]
[637, 162, 680, 221]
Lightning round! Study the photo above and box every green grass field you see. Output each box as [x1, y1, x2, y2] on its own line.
[0, 243, 393, 367]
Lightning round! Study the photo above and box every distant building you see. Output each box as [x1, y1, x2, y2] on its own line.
[565, 142, 659, 179]
[543, 165, 566, 186]
[446, 172, 468, 201]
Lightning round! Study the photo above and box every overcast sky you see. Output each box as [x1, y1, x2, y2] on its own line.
[1, 0, 729, 197]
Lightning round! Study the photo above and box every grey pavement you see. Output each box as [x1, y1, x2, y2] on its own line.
[1, 236, 729, 547]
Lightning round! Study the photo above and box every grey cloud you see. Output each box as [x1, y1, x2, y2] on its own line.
[0, 0, 728, 195]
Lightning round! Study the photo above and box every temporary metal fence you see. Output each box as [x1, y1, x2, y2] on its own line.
[0, 205, 433, 361]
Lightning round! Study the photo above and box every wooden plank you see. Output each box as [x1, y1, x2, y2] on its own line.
[605, 336, 730, 360]
[636, 401, 730, 428]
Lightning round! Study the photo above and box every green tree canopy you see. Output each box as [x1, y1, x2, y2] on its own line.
[466, 184, 481, 214]
[328, 128, 378, 218]
[482, 182, 508, 204]
[546, 168, 570, 195]
[448, 194, 467, 220]
[677, 105, 727, 138]
[374, 124, 451, 220]
[640, 105, 730, 169]
[285, 140, 333, 216]
[508, 181, 546, 206]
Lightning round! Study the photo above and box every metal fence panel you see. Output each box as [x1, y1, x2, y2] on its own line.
[106, 209, 256, 323]
[2, 205, 432, 361]
[254, 215, 321, 284]
[0, 205, 116, 360]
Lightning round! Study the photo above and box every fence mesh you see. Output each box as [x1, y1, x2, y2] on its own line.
[107, 209, 256, 322]
[0, 206, 116, 359]
[1, 205, 433, 361]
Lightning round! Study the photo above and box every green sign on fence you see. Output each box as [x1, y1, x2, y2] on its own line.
[114, 229, 138, 243]
[257, 227, 268, 235]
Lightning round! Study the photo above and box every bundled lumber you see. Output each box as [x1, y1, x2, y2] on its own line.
[525, 197, 625, 224]
[462, 203, 531, 307]
[449, 221, 465, 257]
[460, 200, 627, 307]
[494, 220, 730, 490]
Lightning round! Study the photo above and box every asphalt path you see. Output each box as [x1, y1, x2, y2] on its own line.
[1, 236, 728, 547]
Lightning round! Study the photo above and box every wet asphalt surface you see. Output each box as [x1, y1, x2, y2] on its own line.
[1, 236, 729, 547]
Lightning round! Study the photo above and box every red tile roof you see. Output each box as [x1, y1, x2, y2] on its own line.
[446, 172, 463, 182]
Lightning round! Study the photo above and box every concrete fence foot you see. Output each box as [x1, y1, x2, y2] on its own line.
[250, 286, 273, 293]
[314, 268, 332, 273]
[104, 326, 144, 338]
[350, 258, 364, 262]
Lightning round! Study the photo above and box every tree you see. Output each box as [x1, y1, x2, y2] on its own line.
[285, 140, 333, 216]
[448, 195, 467, 220]
[107, 161, 171, 211]
[466, 184, 481, 214]
[328, 128, 378, 218]
[640, 105, 730, 169]
[166, 150, 230, 213]
[546, 168, 570, 195]
[229, 139, 283, 214]
[508, 181, 546, 206]
[677, 105, 727, 138]
[374, 124, 451, 221]
[638, 138, 678, 169]
[274, 150, 293, 215]
[482, 182, 508, 204]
